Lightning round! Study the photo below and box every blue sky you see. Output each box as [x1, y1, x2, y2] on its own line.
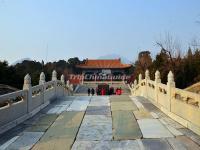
[0, 0, 200, 64]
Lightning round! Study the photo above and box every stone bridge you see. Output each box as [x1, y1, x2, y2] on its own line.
[0, 70, 200, 150]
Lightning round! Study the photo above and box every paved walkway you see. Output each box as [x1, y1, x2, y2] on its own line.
[0, 95, 200, 150]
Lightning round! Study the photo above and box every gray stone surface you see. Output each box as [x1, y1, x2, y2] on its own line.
[67, 100, 90, 111]
[165, 125, 183, 136]
[137, 119, 174, 138]
[89, 97, 110, 106]
[141, 139, 173, 150]
[178, 128, 200, 146]
[76, 115, 112, 140]
[111, 140, 141, 150]
[72, 140, 141, 150]
[86, 106, 111, 116]
[167, 137, 188, 150]
[159, 117, 184, 129]
[5, 132, 44, 150]
[71, 141, 111, 150]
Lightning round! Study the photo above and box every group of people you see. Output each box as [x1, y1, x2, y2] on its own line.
[87, 87, 123, 96]
[87, 88, 95, 96]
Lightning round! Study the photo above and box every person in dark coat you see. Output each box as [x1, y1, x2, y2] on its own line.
[88, 88, 91, 96]
[91, 88, 95, 96]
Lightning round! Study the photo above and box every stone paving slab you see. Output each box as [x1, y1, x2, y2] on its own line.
[141, 139, 173, 150]
[32, 137, 74, 150]
[167, 136, 200, 150]
[0, 136, 19, 150]
[112, 111, 142, 140]
[89, 98, 110, 106]
[110, 95, 132, 102]
[130, 97, 144, 109]
[72, 140, 111, 150]
[71, 140, 141, 150]
[76, 115, 112, 141]
[74, 96, 91, 101]
[178, 128, 200, 146]
[133, 109, 153, 120]
[137, 119, 174, 138]
[6, 132, 44, 150]
[111, 101, 138, 111]
[51, 100, 73, 106]
[165, 125, 183, 136]
[25, 125, 49, 132]
[159, 117, 184, 129]
[32, 112, 84, 150]
[67, 100, 90, 111]
[23, 114, 58, 126]
[86, 106, 111, 116]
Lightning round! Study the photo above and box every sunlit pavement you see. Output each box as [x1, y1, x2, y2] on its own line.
[0, 95, 200, 150]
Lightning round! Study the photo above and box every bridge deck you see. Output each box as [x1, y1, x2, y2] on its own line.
[0, 95, 200, 150]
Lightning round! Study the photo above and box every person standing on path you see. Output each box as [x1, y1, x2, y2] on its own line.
[91, 88, 95, 96]
[88, 88, 91, 96]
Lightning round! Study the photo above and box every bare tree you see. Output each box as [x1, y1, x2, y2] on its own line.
[156, 32, 182, 71]
[190, 36, 200, 51]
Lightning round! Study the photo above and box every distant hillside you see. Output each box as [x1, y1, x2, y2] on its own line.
[11, 58, 31, 66]
[185, 82, 200, 94]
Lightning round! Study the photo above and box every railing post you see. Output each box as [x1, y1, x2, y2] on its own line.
[155, 70, 161, 103]
[167, 71, 175, 111]
[39, 72, 45, 104]
[139, 74, 142, 83]
[138, 74, 142, 96]
[61, 74, 65, 96]
[52, 70, 57, 98]
[39, 72, 45, 85]
[61, 74, 65, 84]
[66, 80, 70, 96]
[70, 84, 74, 96]
[145, 70, 150, 98]
[23, 74, 32, 113]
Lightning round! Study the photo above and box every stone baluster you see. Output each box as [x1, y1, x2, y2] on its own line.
[139, 74, 142, 83]
[23, 74, 32, 113]
[167, 71, 175, 111]
[39, 72, 45, 85]
[39, 72, 45, 104]
[134, 79, 137, 87]
[144, 70, 150, 98]
[52, 70, 57, 97]
[155, 70, 161, 103]
[145, 69, 150, 80]
[155, 70, 161, 83]
[66, 80, 70, 87]
[52, 70, 57, 81]
[61, 74, 65, 84]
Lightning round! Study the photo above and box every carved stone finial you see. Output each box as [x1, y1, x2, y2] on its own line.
[131, 83, 134, 88]
[145, 70, 150, 79]
[155, 70, 161, 83]
[23, 74, 31, 89]
[139, 74, 142, 83]
[61, 74, 65, 84]
[167, 71, 175, 87]
[52, 70, 57, 81]
[134, 79, 137, 86]
[66, 80, 70, 87]
[39, 72, 45, 85]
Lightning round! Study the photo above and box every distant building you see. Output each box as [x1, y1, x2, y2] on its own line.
[76, 59, 132, 82]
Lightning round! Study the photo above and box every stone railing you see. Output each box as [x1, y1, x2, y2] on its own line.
[130, 70, 200, 136]
[0, 70, 73, 134]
